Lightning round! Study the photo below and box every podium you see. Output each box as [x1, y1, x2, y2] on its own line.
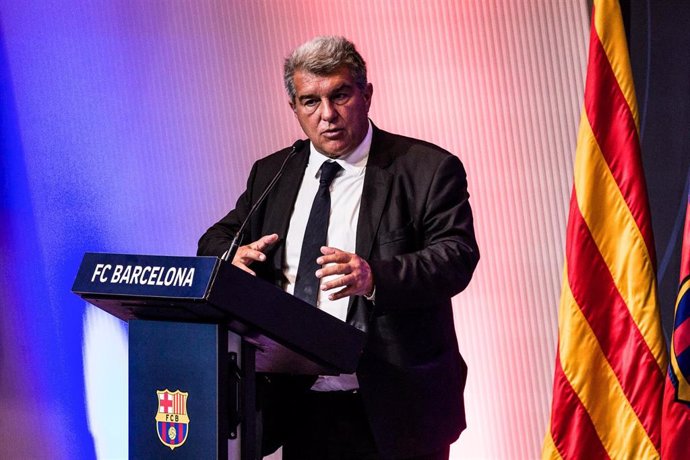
[72, 253, 365, 459]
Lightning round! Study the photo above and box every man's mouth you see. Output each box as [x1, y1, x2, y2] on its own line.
[321, 128, 345, 140]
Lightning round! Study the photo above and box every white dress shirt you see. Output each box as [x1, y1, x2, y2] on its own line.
[283, 121, 372, 391]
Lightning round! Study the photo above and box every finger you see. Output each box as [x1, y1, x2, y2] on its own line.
[240, 248, 268, 263]
[232, 262, 256, 276]
[320, 246, 338, 256]
[317, 251, 350, 266]
[321, 273, 354, 291]
[316, 263, 352, 279]
[255, 233, 279, 251]
[234, 247, 264, 262]
[326, 286, 353, 301]
[233, 249, 265, 268]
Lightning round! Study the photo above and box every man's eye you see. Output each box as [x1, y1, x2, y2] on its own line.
[333, 93, 349, 103]
[303, 99, 318, 107]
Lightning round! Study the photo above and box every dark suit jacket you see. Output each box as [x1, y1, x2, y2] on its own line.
[198, 125, 480, 458]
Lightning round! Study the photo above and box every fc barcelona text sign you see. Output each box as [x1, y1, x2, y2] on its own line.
[72, 253, 218, 299]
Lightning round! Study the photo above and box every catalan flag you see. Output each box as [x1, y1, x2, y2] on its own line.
[661, 181, 690, 458]
[542, 0, 667, 458]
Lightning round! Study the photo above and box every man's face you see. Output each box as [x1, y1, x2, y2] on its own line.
[290, 66, 373, 158]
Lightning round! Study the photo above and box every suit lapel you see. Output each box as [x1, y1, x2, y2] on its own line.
[356, 127, 393, 259]
[348, 127, 393, 325]
[263, 144, 309, 273]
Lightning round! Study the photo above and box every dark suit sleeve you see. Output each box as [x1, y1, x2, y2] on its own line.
[368, 154, 479, 308]
[197, 162, 258, 257]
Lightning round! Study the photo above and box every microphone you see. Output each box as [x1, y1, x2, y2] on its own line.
[222, 139, 306, 262]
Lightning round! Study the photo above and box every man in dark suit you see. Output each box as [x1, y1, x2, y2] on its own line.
[198, 36, 479, 460]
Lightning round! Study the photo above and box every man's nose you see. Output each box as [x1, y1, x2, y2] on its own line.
[320, 100, 338, 122]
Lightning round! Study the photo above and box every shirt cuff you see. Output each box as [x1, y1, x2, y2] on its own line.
[364, 285, 376, 303]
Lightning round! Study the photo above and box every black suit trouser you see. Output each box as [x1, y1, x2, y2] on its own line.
[280, 390, 449, 460]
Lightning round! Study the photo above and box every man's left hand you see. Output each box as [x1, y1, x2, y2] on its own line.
[316, 246, 374, 301]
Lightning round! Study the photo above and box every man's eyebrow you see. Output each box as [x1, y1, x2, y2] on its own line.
[328, 83, 353, 94]
[297, 83, 354, 102]
[297, 93, 317, 103]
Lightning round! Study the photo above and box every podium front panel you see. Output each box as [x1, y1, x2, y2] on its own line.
[129, 320, 228, 459]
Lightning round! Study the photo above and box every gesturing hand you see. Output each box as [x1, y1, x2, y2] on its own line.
[232, 233, 279, 276]
[315, 246, 374, 301]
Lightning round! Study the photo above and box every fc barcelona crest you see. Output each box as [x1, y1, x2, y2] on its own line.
[155, 389, 189, 450]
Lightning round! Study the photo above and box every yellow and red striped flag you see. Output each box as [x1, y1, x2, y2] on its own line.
[543, 0, 667, 458]
[661, 182, 690, 458]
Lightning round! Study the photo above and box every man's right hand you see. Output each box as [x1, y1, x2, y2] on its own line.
[232, 233, 279, 276]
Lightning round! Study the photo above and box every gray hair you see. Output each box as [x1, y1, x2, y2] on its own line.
[284, 36, 368, 102]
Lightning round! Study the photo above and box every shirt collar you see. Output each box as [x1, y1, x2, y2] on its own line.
[307, 120, 372, 177]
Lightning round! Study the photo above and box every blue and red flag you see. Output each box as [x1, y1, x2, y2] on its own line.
[662, 181, 690, 457]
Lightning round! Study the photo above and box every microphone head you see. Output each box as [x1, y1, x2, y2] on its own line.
[292, 139, 307, 151]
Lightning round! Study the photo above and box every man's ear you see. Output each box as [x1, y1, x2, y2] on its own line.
[289, 100, 297, 114]
[364, 83, 373, 110]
